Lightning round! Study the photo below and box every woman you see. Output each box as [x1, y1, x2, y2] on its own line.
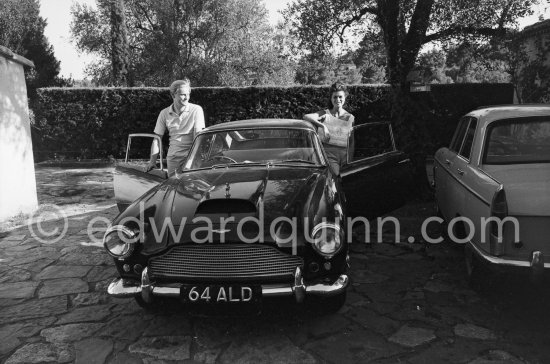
[304, 82, 355, 175]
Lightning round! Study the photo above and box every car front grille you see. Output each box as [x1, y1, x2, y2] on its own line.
[148, 244, 303, 282]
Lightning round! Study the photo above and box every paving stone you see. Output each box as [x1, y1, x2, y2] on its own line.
[71, 292, 110, 307]
[353, 269, 390, 284]
[74, 338, 113, 364]
[219, 333, 316, 364]
[0, 296, 67, 324]
[56, 304, 112, 324]
[5, 343, 73, 364]
[389, 325, 437, 347]
[407, 339, 487, 364]
[41, 323, 104, 343]
[99, 315, 149, 342]
[346, 307, 399, 335]
[86, 266, 117, 282]
[144, 314, 192, 336]
[194, 347, 222, 364]
[468, 350, 526, 364]
[454, 323, 497, 340]
[58, 252, 112, 266]
[38, 278, 89, 298]
[306, 314, 350, 338]
[0, 298, 25, 307]
[0, 281, 39, 299]
[3, 235, 26, 241]
[424, 280, 455, 293]
[14, 258, 55, 273]
[128, 336, 191, 361]
[107, 352, 144, 364]
[36, 265, 92, 280]
[7, 247, 61, 266]
[305, 328, 404, 363]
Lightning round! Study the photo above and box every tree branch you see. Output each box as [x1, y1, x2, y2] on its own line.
[423, 26, 507, 44]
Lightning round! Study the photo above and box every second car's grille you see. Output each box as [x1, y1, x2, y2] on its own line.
[148, 244, 303, 281]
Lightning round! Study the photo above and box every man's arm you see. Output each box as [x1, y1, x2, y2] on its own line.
[145, 135, 162, 172]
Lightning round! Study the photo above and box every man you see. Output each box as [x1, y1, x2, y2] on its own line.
[146, 79, 205, 176]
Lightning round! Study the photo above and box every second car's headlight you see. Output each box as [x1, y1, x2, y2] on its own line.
[103, 225, 137, 259]
[311, 222, 343, 256]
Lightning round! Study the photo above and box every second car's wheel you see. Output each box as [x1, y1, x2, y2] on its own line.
[307, 292, 347, 315]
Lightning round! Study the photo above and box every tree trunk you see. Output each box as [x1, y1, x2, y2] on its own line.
[110, 0, 129, 86]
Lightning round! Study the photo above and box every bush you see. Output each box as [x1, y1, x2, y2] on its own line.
[33, 84, 513, 161]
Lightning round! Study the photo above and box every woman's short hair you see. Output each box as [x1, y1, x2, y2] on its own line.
[169, 79, 191, 96]
[329, 81, 348, 96]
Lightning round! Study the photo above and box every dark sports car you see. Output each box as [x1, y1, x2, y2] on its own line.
[104, 119, 411, 312]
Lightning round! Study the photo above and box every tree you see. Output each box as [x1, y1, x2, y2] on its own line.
[71, 0, 295, 86]
[110, 0, 129, 85]
[0, 0, 69, 98]
[284, 0, 539, 88]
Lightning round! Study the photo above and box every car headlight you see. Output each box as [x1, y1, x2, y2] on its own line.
[311, 222, 343, 256]
[103, 225, 137, 259]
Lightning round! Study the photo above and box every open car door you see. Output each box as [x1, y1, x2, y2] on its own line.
[341, 122, 412, 219]
[114, 133, 168, 212]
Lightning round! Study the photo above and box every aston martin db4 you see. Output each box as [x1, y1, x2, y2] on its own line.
[104, 119, 411, 311]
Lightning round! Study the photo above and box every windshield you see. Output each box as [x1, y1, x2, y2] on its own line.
[484, 118, 550, 164]
[184, 128, 323, 169]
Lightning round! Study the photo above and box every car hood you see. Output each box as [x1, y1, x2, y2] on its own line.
[170, 166, 326, 222]
[123, 165, 341, 254]
[483, 164, 550, 216]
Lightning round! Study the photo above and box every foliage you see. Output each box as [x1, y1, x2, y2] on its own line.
[33, 84, 513, 163]
[71, 0, 295, 87]
[0, 0, 69, 99]
[283, 0, 539, 86]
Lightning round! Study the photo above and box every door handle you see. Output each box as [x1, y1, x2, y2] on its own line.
[457, 168, 464, 176]
[444, 159, 451, 165]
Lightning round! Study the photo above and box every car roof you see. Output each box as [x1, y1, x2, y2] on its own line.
[202, 119, 316, 132]
[466, 104, 550, 124]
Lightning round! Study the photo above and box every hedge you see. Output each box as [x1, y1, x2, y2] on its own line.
[33, 83, 514, 161]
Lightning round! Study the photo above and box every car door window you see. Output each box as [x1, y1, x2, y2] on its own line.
[449, 117, 469, 153]
[458, 118, 477, 161]
[348, 122, 395, 163]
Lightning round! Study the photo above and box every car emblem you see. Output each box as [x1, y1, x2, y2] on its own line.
[212, 228, 231, 234]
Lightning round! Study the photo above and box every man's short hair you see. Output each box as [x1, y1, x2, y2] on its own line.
[169, 78, 191, 96]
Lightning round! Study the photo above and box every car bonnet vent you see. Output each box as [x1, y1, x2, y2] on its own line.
[195, 199, 256, 214]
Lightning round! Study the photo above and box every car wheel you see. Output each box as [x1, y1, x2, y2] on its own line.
[308, 292, 347, 315]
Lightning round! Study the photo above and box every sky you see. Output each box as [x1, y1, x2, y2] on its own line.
[39, 0, 549, 80]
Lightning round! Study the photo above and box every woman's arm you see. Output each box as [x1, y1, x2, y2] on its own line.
[303, 111, 330, 141]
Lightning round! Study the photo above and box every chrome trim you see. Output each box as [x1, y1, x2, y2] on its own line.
[310, 222, 343, 257]
[293, 267, 305, 303]
[103, 225, 137, 260]
[531, 251, 544, 273]
[141, 267, 153, 303]
[125, 133, 164, 170]
[107, 274, 349, 300]
[434, 158, 490, 206]
[468, 241, 550, 269]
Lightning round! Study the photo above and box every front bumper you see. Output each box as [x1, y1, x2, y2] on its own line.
[107, 266, 348, 304]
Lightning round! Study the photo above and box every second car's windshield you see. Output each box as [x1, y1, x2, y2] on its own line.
[184, 128, 323, 169]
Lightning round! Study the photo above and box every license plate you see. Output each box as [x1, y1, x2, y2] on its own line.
[181, 285, 260, 304]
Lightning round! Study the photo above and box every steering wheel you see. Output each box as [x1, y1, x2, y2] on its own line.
[206, 155, 237, 164]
